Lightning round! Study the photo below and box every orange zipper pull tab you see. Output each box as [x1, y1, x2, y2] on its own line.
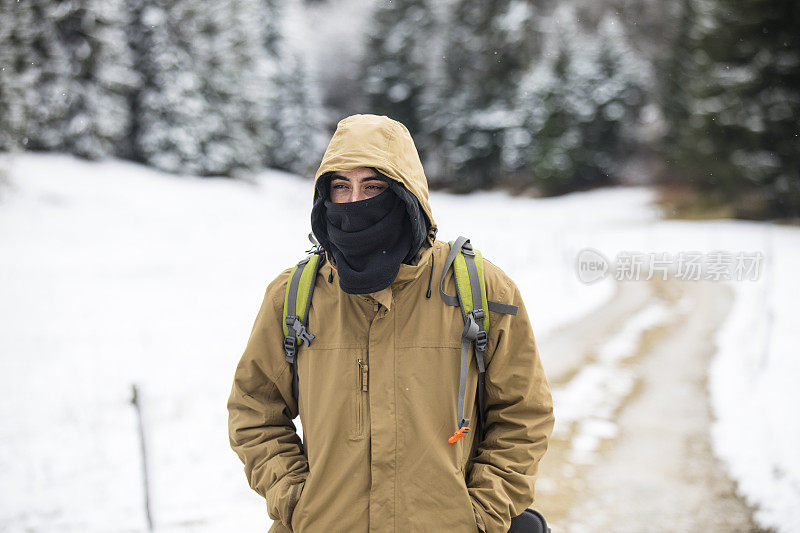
[448, 425, 470, 444]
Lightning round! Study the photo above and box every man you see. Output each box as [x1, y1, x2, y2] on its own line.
[227, 114, 554, 532]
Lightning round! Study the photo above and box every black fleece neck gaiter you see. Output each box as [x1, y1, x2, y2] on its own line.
[323, 188, 413, 295]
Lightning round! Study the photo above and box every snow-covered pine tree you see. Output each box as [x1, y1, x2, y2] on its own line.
[677, 0, 799, 218]
[66, 0, 139, 159]
[195, 0, 277, 175]
[132, 0, 321, 176]
[4, 1, 73, 153]
[584, 13, 649, 180]
[513, 6, 648, 195]
[258, 0, 325, 175]
[361, 0, 434, 143]
[513, 5, 599, 194]
[656, 0, 695, 170]
[1, 0, 137, 159]
[133, 0, 210, 175]
[0, 0, 36, 151]
[425, 0, 538, 190]
[269, 50, 326, 175]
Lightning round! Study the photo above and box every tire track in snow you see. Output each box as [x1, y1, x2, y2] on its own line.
[535, 278, 764, 532]
[539, 280, 656, 384]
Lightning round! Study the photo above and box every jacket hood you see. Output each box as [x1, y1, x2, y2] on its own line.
[312, 114, 437, 248]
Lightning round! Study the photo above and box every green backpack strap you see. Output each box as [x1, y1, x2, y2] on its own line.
[282, 252, 323, 405]
[439, 236, 518, 444]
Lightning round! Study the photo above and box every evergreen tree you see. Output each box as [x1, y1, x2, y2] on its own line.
[361, 0, 434, 141]
[585, 13, 649, 179]
[270, 50, 326, 175]
[133, 0, 279, 176]
[425, 0, 538, 190]
[134, 0, 210, 174]
[5, 1, 74, 153]
[196, 0, 276, 174]
[514, 6, 600, 194]
[124, 0, 149, 160]
[3, 0, 323, 176]
[131, 0, 322, 176]
[675, 0, 800, 218]
[513, 7, 648, 195]
[0, 0, 36, 151]
[657, 0, 696, 169]
[0, 0, 137, 158]
[67, 0, 139, 159]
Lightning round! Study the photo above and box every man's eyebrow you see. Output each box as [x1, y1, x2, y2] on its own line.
[330, 173, 383, 181]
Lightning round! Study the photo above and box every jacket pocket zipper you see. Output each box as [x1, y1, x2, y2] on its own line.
[358, 359, 369, 392]
[354, 359, 369, 438]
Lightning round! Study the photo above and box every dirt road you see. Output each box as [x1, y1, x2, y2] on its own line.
[534, 277, 767, 532]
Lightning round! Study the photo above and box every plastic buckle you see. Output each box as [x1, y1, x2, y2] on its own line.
[294, 322, 315, 346]
[283, 335, 297, 362]
[470, 308, 485, 321]
[475, 330, 488, 352]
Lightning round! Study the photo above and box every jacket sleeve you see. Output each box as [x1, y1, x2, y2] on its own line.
[466, 276, 555, 533]
[227, 271, 309, 530]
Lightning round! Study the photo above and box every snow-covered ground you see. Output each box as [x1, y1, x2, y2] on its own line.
[0, 153, 797, 532]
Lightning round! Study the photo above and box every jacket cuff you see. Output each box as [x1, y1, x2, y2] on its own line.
[266, 474, 306, 530]
[286, 479, 305, 530]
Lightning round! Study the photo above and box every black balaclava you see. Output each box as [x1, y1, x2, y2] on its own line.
[311, 172, 429, 295]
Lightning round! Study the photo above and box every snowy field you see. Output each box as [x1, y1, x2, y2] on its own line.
[0, 153, 798, 532]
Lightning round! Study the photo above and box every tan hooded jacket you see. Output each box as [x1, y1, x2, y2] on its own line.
[227, 114, 554, 533]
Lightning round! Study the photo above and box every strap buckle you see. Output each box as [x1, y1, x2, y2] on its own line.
[466, 309, 487, 351]
[283, 335, 297, 363]
[475, 330, 488, 352]
[286, 315, 316, 346]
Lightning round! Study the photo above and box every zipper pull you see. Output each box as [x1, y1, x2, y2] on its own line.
[448, 425, 470, 444]
[358, 359, 369, 391]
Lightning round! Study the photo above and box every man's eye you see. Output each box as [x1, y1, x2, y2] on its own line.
[332, 183, 348, 189]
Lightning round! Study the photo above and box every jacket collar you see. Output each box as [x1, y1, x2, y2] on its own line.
[323, 241, 436, 312]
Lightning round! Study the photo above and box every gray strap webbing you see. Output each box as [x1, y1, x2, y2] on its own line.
[439, 236, 469, 308]
[457, 312, 480, 428]
[460, 251, 488, 435]
[463, 251, 483, 321]
[302, 258, 320, 326]
[488, 299, 518, 315]
[285, 259, 306, 405]
[439, 236, 519, 436]
[285, 261, 306, 319]
[284, 256, 319, 410]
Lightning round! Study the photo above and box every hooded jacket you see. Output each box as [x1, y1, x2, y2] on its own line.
[227, 115, 554, 533]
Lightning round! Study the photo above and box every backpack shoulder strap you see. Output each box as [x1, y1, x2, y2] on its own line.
[282, 252, 323, 405]
[439, 236, 518, 444]
[440, 236, 518, 327]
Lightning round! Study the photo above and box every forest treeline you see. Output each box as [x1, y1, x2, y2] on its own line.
[0, 0, 324, 176]
[1, 0, 797, 218]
